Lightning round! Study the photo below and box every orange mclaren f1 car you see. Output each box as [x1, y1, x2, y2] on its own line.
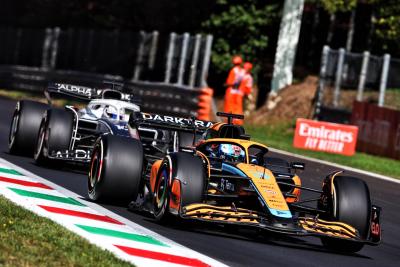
[87, 112, 381, 252]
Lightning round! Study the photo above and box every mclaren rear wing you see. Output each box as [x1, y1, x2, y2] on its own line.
[44, 82, 140, 104]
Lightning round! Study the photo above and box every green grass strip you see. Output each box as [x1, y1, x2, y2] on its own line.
[0, 195, 132, 267]
[8, 187, 85, 206]
[76, 224, 168, 247]
[0, 167, 22, 176]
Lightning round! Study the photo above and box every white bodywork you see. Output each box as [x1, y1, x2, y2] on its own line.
[79, 99, 141, 121]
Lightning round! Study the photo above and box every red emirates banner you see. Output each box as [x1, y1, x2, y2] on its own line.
[293, 119, 359, 156]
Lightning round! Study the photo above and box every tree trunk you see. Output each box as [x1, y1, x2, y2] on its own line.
[346, 9, 356, 52]
[326, 13, 336, 45]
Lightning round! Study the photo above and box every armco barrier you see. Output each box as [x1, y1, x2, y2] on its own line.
[0, 65, 205, 118]
[351, 101, 400, 160]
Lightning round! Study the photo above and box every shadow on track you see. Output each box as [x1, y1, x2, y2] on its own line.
[137, 214, 373, 260]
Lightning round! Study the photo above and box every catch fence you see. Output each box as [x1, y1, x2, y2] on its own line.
[0, 65, 201, 118]
[314, 45, 400, 123]
[0, 28, 214, 118]
[0, 28, 212, 88]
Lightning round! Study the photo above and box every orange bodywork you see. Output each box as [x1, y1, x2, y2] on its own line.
[286, 175, 301, 203]
[169, 179, 181, 212]
[238, 163, 291, 215]
[298, 217, 357, 239]
[150, 159, 162, 193]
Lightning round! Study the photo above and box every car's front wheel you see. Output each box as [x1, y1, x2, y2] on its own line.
[153, 153, 206, 222]
[320, 176, 371, 253]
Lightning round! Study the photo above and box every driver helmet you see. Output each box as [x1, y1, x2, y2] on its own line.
[219, 144, 245, 162]
[103, 106, 119, 120]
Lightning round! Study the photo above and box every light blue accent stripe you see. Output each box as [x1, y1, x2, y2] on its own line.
[269, 208, 292, 218]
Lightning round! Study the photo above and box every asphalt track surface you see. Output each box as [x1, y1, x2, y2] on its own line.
[1, 96, 399, 267]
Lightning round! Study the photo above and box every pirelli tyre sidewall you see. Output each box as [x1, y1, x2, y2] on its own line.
[153, 152, 206, 222]
[34, 108, 74, 165]
[88, 135, 143, 202]
[321, 175, 371, 253]
[9, 100, 49, 156]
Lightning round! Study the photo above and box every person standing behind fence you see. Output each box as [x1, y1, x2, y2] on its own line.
[232, 62, 254, 125]
[240, 62, 253, 97]
[224, 56, 245, 120]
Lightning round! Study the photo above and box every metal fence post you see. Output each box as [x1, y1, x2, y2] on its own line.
[357, 51, 370, 101]
[200, 34, 213, 88]
[133, 31, 145, 81]
[164, 32, 176, 83]
[333, 48, 345, 107]
[49, 27, 60, 70]
[177, 33, 189, 85]
[314, 45, 330, 118]
[148, 31, 159, 70]
[378, 53, 391, 107]
[189, 34, 201, 87]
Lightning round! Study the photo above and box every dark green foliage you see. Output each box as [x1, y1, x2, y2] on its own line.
[202, 0, 280, 77]
[306, 0, 400, 56]
[319, 0, 357, 13]
[370, 0, 400, 54]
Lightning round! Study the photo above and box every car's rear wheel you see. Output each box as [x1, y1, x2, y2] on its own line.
[153, 153, 206, 222]
[88, 135, 143, 203]
[9, 100, 49, 156]
[34, 108, 74, 166]
[320, 176, 371, 253]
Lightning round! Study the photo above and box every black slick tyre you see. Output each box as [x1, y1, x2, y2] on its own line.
[153, 153, 205, 222]
[321, 176, 371, 253]
[88, 135, 143, 203]
[9, 100, 49, 156]
[34, 108, 74, 166]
